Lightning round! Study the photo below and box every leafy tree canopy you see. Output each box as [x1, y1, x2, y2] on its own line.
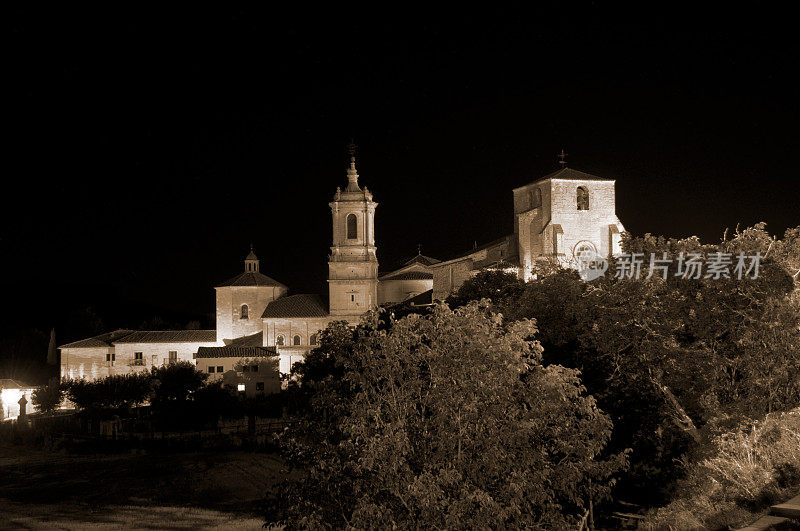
[277, 302, 624, 529]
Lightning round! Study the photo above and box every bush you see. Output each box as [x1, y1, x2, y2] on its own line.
[31, 378, 64, 414]
[63, 372, 152, 411]
[642, 408, 800, 529]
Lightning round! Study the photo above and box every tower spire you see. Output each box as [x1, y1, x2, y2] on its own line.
[345, 140, 361, 192]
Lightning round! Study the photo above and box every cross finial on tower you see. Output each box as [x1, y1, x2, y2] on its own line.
[558, 149, 568, 168]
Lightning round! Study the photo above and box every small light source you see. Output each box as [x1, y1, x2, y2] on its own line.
[237, 384, 245, 392]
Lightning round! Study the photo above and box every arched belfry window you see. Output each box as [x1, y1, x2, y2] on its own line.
[276, 335, 285, 346]
[346, 213, 358, 239]
[240, 304, 249, 319]
[293, 335, 301, 346]
[577, 186, 589, 211]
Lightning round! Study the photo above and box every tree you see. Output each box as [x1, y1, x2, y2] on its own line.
[31, 378, 64, 414]
[63, 373, 152, 411]
[47, 328, 58, 365]
[275, 302, 624, 528]
[445, 269, 525, 309]
[150, 362, 208, 404]
[500, 224, 800, 506]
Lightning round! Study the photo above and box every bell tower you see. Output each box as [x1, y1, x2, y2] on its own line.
[328, 146, 378, 317]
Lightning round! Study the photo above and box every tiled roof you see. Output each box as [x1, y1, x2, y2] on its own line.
[113, 330, 218, 344]
[59, 329, 136, 349]
[435, 235, 512, 265]
[262, 294, 328, 318]
[226, 331, 264, 347]
[0, 379, 31, 389]
[540, 167, 613, 182]
[403, 254, 441, 267]
[216, 271, 287, 288]
[195, 346, 277, 359]
[386, 290, 434, 311]
[380, 271, 434, 281]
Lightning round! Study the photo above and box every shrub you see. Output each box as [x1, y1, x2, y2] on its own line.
[642, 408, 800, 529]
[63, 372, 152, 411]
[31, 378, 64, 414]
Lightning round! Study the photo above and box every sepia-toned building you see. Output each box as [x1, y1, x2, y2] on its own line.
[60, 153, 624, 387]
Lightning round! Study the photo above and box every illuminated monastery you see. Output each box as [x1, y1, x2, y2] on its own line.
[60, 153, 624, 389]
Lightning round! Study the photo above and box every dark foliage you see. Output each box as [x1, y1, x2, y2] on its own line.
[31, 378, 64, 414]
[273, 303, 625, 528]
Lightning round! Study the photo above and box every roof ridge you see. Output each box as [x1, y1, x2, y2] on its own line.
[216, 270, 287, 288]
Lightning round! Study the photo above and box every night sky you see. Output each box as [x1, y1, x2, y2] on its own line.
[6, 5, 798, 340]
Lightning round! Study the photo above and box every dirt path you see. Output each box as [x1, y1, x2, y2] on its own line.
[0, 442, 290, 528]
[0, 499, 267, 530]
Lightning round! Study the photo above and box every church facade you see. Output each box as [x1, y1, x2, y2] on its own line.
[60, 156, 624, 386]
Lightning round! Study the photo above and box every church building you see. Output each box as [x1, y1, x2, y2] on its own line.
[59, 151, 624, 387]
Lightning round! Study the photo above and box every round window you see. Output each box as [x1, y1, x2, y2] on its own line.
[573, 241, 597, 263]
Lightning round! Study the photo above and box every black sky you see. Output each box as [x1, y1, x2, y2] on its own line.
[6, 5, 799, 340]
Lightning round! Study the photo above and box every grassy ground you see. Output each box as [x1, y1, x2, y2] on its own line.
[0, 442, 290, 529]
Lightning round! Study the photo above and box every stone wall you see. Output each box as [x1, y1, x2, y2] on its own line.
[378, 278, 433, 305]
[262, 316, 333, 349]
[195, 356, 281, 396]
[549, 179, 624, 260]
[60, 346, 115, 380]
[215, 285, 286, 342]
[61, 341, 217, 381]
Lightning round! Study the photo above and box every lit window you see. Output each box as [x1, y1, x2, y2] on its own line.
[240, 304, 249, 319]
[346, 213, 357, 239]
[208, 366, 215, 373]
[237, 384, 245, 392]
[293, 335, 301, 346]
[276, 335, 285, 346]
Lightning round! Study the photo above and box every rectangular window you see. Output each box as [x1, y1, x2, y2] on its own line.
[208, 366, 215, 373]
[237, 384, 245, 392]
[256, 382, 264, 391]
[134, 352, 143, 366]
[106, 353, 115, 362]
[217, 366, 223, 373]
[168, 351, 177, 363]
